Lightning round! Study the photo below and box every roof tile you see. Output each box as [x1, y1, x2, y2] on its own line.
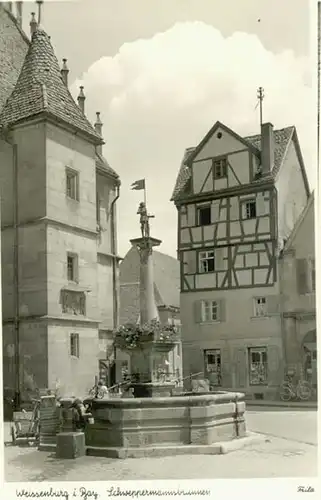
[171, 127, 294, 201]
[0, 26, 102, 143]
[96, 152, 120, 182]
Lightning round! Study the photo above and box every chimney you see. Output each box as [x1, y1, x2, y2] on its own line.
[30, 11, 37, 35]
[61, 59, 69, 86]
[77, 86, 86, 113]
[94, 112, 103, 155]
[261, 122, 274, 175]
[7, 2, 13, 13]
[16, 2, 22, 27]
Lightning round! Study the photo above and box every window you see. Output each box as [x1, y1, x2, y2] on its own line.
[70, 333, 79, 357]
[204, 349, 221, 386]
[67, 253, 78, 282]
[243, 200, 256, 219]
[201, 300, 218, 322]
[214, 159, 227, 179]
[311, 259, 315, 292]
[197, 205, 211, 226]
[66, 168, 79, 201]
[254, 297, 267, 317]
[199, 250, 215, 273]
[248, 347, 268, 385]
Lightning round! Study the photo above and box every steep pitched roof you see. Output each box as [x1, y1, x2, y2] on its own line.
[119, 247, 180, 324]
[0, 26, 102, 144]
[96, 152, 120, 183]
[171, 125, 295, 201]
[0, 5, 29, 112]
[282, 191, 314, 254]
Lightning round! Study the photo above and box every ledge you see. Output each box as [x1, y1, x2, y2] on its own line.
[85, 391, 245, 409]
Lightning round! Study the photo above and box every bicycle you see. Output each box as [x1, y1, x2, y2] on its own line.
[280, 379, 312, 402]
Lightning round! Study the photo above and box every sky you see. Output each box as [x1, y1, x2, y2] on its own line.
[21, 0, 316, 258]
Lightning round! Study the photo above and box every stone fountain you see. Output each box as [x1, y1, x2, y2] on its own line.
[114, 201, 180, 397]
[83, 198, 256, 458]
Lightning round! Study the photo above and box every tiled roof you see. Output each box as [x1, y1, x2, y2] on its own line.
[244, 126, 294, 176]
[0, 26, 102, 144]
[0, 6, 29, 112]
[96, 152, 120, 182]
[119, 247, 180, 324]
[171, 127, 294, 201]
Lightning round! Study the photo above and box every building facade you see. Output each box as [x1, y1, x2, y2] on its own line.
[280, 194, 316, 388]
[172, 120, 311, 399]
[118, 246, 182, 384]
[0, 3, 120, 401]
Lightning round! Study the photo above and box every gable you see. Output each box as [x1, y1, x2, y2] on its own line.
[193, 124, 253, 162]
[172, 125, 297, 202]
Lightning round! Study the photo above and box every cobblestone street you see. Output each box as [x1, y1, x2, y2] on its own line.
[4, 408, 318, 481]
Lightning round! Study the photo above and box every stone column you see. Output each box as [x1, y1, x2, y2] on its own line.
[130, 236, 161, 324]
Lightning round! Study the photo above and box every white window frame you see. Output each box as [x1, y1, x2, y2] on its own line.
[242, 200, 256, 219]
[199, 250, 215, 273]
[67, 252, 78, 283]
[201, 300, 219, 322]
[70, 333, 80, 358]
[253, 297, 267, 317]
[248, 346, 268, 386]
[66, 168, 79, 201]
[213, 158, 227, 179]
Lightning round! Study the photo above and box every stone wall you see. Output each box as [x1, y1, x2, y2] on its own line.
[85, 392, 246, 457]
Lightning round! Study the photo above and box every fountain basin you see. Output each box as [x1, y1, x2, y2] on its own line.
[85, 391, 247, 458]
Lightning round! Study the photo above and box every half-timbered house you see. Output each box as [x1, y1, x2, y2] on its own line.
[172, 120, 310, 399]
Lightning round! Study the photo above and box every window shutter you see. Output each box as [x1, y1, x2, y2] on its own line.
[211, 201, 220, 223]
[267, 296, 280, 315]
[310, 259, 315, 292]
[185, 251, 196, 274]
[215, 248, 224, 270]
[256, 193, 265, 216]
[219, 299, 226, 322]
[229, 198, 239, 220]
[296, 259, 309, 294]
[267, 346, 281, 386]
[221, 347, 231, 387]
[187, 204, 196, 226]
[236, 348, 247, 387]
[194, 301, 202, 323]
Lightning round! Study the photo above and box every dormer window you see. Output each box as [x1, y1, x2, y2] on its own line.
[214, 158, 227, 179]
[197, 205, 211, 226]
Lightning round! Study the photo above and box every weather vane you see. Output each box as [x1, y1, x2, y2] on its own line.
[256, 87, 264, 127]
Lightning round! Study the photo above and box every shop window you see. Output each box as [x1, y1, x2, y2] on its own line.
[248, 347, 268, 385]
[204, 349, 221, 386]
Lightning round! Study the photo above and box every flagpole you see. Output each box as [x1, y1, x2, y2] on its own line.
[144, 180, 147, 209]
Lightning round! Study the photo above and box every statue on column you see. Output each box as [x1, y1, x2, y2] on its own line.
[137, 202, 154, 239]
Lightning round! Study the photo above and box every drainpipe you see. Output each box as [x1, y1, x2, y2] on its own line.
[110, 183, 120, 364]
[12, 143, 20, 410]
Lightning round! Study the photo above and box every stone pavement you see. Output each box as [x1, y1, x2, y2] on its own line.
[3, 430, 317, 481]
[247, 400, 317, 409]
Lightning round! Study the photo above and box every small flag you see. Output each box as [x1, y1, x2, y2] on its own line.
[131, 179, 145, 190]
